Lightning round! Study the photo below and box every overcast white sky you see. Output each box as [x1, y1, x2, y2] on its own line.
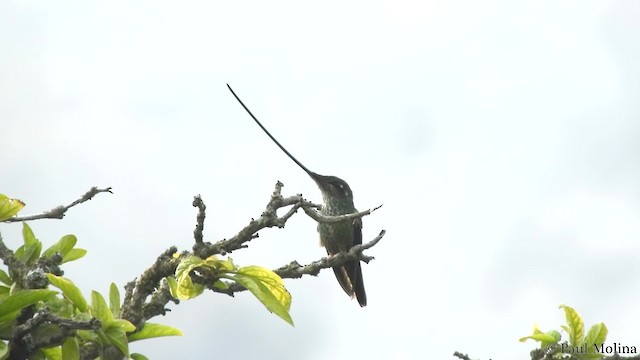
[2, 1, 640, 359]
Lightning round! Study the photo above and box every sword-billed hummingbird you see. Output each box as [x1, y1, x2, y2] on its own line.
[227, 84, 367, 307]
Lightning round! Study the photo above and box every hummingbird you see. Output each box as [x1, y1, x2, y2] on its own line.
[227, 84, 367, 307]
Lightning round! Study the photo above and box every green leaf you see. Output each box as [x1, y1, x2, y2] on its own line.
[0, 340, 7, 359]
[61, 337, 79, 360]
[203, 255, 236, 271]
[47, 274, 88, 312]
[0, 340, 9, 359]
[44, 296, 74, 318]
[104, 325, 129, 357]
[109, 283, 120, 318]
[128, 323, 183, 342]
[212, 280, 229, 290]
[176, 273, 204, 300]
[560, 304, 584, 345]
[233, 266, 293, 326]
[0, 289, 57, 321]
[0, 194, 25, 221]
[76, 328, 100, 343]
[519, 329, 561, 344]
[0, 319, 14, 339]
[40, 346, 62, 360]
[174, 256, 205, 300]
[15, 223, 42, 264]
[0, 270, 11, 286]
[62, 248, 87, 264]
[130, 353, 149, 360]
[110, 319, 136, 333]
[75, 313, 99, 343]
[42, 235, 77, 259]
[22, 222, 37, 245]
[236, 266, 292, 311]
[91, 291, 114, 326]
[584, 322, 608, 352]
[166, 277, 178, 298]
[175, 256, 204, 277]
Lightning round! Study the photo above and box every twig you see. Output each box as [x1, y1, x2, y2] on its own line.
[303, 203, 383, 224]
[453, 352, 473, 360]
[4, 187, 112, 222]
[211, 230, 386, 295]
[194, 182, 380, 258]
[192, 195, 206, 244]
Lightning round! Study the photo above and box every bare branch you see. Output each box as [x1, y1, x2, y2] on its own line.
[193, 182, 380, 259]
[453, 352, 474, 360]
[303, 203, 383, 224]
[210, 230, 386, 295]
[120, 246, 180, 328]
[192, 195, 206, 244]
[4, 187, 112, 222]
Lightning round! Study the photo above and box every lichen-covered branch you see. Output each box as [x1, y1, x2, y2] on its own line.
[120, 181, 383, 327]
[1, 182, 383, 358]
[3, 187, 112, 222]
[210, 230, 385, 295]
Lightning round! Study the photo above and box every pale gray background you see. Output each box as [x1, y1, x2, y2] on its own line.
[2, 1, 639, 359]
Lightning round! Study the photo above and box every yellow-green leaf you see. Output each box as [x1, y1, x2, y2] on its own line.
[62, 248, 87, 263]
[0, 270, 11, 286]
[40, 346, 62, 360]
[0, 340, 7, 358]
[110, 319, 136, 333]
[47, 274, 88, 312]
[176, 256, 204, 277]
[44, 296, 74, 318]
[43, 235, 77, 259]
[233, 266, 293, 326]
[166, 277, 178, 298]
[61, 337, 80, 360]
[560, 304, 584, 345]
[91, 291, 114, 326]
[130, 353, 149, 360]
[0, 289, 58, 321]
[0, 194, 24, 221]
[104, 325, 129, 357]
[128, 323, 183, 342]
[212, 280, 229, 290]
[22, 222, 36, 244]
[176, 272, 204, 300]
[16, 223, 42, 263]
[584, 322, 608, 353]
[203, 256, 235, 271]
[109, 283, 120, 318]
[174, 256, 205, 300]
[519, 330, 561, 344]
[237, 266, 291, 311]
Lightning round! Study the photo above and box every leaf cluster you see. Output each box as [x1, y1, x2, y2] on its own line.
[0, 222, 181, 360]
[520, 304, 608, 360]
[168, 255, 293, 325]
